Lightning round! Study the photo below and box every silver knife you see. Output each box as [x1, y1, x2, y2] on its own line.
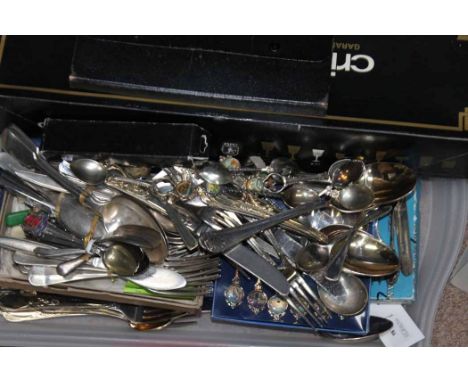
[224, 244, 290, 296]
[0, 237, 57, 253]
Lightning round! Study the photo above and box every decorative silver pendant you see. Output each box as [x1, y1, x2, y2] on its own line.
[247, 279, 268, 315]
[224, 269, 245, 309]
[267, 295, 288, 321]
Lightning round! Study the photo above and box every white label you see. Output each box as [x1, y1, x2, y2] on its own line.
[370, 303, 425, 347]
[331, 52, 375, 77]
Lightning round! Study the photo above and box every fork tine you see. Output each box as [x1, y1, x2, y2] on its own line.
[141, 310, 177, 320]
[172, 268, 220, 277]
[165, 259, 219, 270]
[286, 296, 316, 329]
[290, 281, 327, 325]
[184, 273, 220, 283]
[288, 288, 322, 327]
[294, 275, 332, 319]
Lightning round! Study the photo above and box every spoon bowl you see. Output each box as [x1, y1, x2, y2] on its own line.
[199, 162, 232, 185]
[332, 184, 374, 212]
[282, 183, 320, 208]
[295, 244, 329, 273]
[324, 225, 400, 277]
[317, 273, 369, 316]
[329, 159, 365, 189]
[101, 196, 168, 263]
[70, 158, 107, 185]
[360, 162, 416, 205]
[102, 243, 147, 277]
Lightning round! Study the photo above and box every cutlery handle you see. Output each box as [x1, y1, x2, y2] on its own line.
[56, 253, 93, 276]
[0, 170, 55, 210]
[394, 200, 413, 276]
[199, 199, 329, 254]
[28, 266, 108, 287]
[35, 158, 101, 212]
[34, 248, 87, 257]
[3, 126, 83, 197]
[149, 195, 199, 251]
[263, 172, 330, 193]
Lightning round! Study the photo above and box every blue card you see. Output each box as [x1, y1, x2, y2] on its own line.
[212, 258, 370, 335]
[369, 183, 419, 302]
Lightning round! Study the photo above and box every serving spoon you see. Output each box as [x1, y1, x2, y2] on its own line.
[28, 263, 187, 291]
[282, 182, 374, 212]
[360, 162, 417, 276]
[296, 207, 397, 276]
[57, 243, 149, 276]
[297, 208, 392, 317]
[263, 158, 365, 194]
[101, 196, 168, 263]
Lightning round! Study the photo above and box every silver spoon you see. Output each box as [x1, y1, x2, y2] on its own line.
[198, 162, 232, 185]
[360, 162, 417, 275]
[301, 208, 391, 317]
[264, 158, 365, 194]
[360, 162, 416, 206]
[101, 243, 148, 277]
[295, 243, 330, 274]
[324, 206, 392, 281]
[295, 207, 396, 277]
[70, 158, 107, 185]
[106, 177, 198, 251]
[314, 272, 369, 316]
[101, 196, 168, 263]
[28, 263, 187, 291]
[53, 226, 163, 276]
[321, 225, 400, 277]
[319, 316, 393, 343]
[283, 182, 374, 212]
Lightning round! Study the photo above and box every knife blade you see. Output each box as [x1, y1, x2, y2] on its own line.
[224, 244, 290, 296]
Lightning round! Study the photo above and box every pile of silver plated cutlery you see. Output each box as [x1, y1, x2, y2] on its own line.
[0, 125, 415, 338]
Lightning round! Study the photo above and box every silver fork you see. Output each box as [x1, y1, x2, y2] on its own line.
[1, 309, 196, 331]
[0, 293, 195, 329]
[281, 267, 332, 325]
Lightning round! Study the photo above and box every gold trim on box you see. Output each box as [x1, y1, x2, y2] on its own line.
[0, 35, 465, 133]
[457, 36, 468, 41]
[0, 35, 6, 66]
[460, 108, 468, 131]
[323, 114, 462, 132]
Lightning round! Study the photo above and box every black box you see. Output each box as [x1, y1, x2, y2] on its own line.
[41, 119, 211, 165]
[0, 35, 467, 177]
[69, 36, 332, 116]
